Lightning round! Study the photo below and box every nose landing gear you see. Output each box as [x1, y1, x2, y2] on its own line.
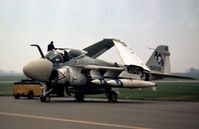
[40, 83, 53, 103]
[40, 95, 51, 102]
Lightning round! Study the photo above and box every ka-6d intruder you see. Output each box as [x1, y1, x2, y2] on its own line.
[23, 39, 192, 102]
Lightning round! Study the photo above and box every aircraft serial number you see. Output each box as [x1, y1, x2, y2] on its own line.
[150, 65, 161, 72]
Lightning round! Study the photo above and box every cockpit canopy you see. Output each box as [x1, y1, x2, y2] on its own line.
[45, 48, 87, 63]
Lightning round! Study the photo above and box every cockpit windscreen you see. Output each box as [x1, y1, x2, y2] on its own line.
[45, 49, 86, 63]
[45, 51, 63, 63]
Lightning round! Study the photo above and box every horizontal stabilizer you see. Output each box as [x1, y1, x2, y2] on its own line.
[146, 45, 196, 80]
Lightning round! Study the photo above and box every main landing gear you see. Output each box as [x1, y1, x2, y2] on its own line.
[107, 91, 118, 103]
[74, 93, 85, 102]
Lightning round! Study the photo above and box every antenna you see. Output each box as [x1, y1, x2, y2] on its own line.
[147, 47, 155, 50]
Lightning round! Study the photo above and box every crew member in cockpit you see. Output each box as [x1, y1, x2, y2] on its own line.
[63, 51, 69, 62]
[47, 41, 56, 51]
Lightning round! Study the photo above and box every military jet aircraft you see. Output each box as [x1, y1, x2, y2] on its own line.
[23, 39, 192, 102]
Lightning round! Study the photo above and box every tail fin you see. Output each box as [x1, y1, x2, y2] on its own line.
[146, 45, 171, 74]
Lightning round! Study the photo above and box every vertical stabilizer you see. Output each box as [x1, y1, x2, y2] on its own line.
[146, 45, 171, 74]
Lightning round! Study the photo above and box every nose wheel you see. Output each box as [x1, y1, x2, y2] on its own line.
[40, 95, 50, 102]
[40, 83, 53, 103]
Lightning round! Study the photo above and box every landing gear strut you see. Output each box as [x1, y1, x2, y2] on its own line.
[40, 83, 53, 103]
[108, 91, 118, 103]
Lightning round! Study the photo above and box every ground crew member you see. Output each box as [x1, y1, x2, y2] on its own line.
[47, 41, 55, 51]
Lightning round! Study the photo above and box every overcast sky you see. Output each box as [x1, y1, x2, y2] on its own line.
[0, 0, 199, 73]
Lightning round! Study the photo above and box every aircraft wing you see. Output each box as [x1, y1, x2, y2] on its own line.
[150, 72, 196, 80]
[83, 39, 150, 72]
[112, 40, 150, 72]
[83, 39, 114, 58]
[83, 65, 124, 79]
[82, 65, 157, 89]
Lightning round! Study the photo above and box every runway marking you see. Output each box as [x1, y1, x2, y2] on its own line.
[0, 112, 152, 129]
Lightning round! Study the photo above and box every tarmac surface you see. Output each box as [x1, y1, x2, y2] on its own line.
[0, 97, 199, 129]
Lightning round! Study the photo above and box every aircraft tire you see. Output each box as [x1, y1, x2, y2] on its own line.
[75, 93, 84, 102]
[40, 95, 50, 103]
[108, 91, 118, 103]
[40, 96, 45, 102]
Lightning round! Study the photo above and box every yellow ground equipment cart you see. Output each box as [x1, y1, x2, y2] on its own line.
[13, 80, 42, 99]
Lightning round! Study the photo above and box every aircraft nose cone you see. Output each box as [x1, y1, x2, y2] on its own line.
[23, 58, 53, 81]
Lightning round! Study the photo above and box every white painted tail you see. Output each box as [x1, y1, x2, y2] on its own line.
[146, 45, 171, 74]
